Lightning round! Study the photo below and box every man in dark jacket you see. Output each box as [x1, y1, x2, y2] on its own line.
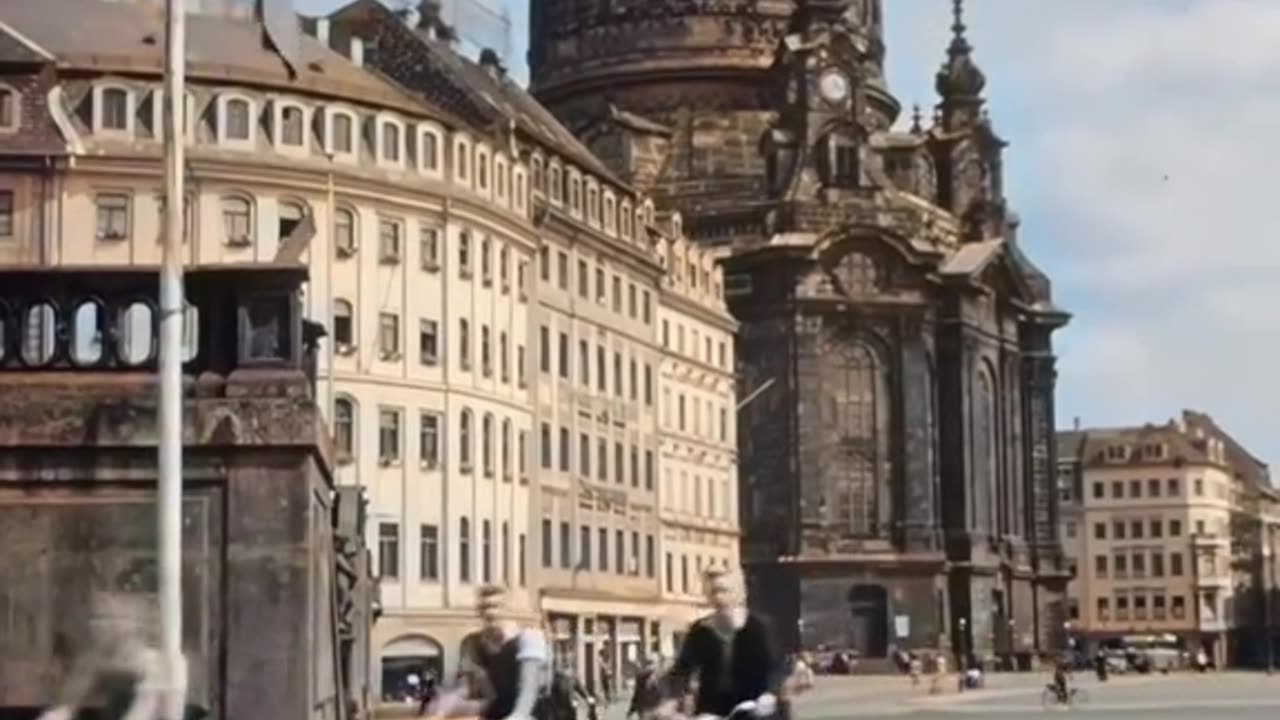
[658, 568, 784, 718]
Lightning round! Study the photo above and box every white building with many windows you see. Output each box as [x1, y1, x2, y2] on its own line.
[653, 218, 740, 653]
[0, 0, 740, 700]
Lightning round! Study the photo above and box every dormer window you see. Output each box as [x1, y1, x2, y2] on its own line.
[619, 201, 633, 239]
[568, 175, 582, 214]
[278, 104, 306, 148]
[531, 156, 544, 193]
[223, 97, 252, 142]
[586, 185, 599, 225]
[548, 164, 562, 203]
[818, 132, 859, 187]
[379, 118, 403, 165]
[326, 108, 356, 156]
[476, 146, 490, 192]
[513, 167, 527, 214]
[0, 85, 18, 132]
[1105, 445, 1128, 461]
[95, 85, 133, 135]
[603, 193, 616, 235]
[418, 125, 441, 173]
[455, 137, 471, 183]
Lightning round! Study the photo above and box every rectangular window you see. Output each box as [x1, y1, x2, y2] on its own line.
[616, 442, 626, 486]
[378, 217, 402, 262]
[628, 283, 637, 318]
[0, 190, 14, 238]
[1147, 478, 1161, 498]
[420, 225, 439, 269]
[378, 408, 401, 462]
[541, 519, 553, 568]
[419, 524, 439, 581]
[418, 319, 438, 365]
[1113, 520, 1125, 540]
[540, 326, 550, 373]
[1170, 519, 1183, 537]
[644, 364, 654, 405]
[95, 193, 130, 240]
[579, 433, 591, 477]
[579, 340, 590, 386]
[645, 535, 656, 578]
[579, 525, 592, 569]
[559, 521, 571, 569]
[540, 423, 552, 468]
[1111, 481, 1123, 499]
[517, 344, 527, 387]
[378, 522, 400, 580]
[419, 412, 440, 468]
[630, 531, 640, 576]
[612, 275, 622, 312]
[458, 319, 471, 369]
[642, 290, 652, 324]
[559, 427, 570, 472]
[645, 450, 655, 491]
[598, 438, 608, 482]
[629, 360, 638, 400]
[558, 332, 569, 379]
[1094, 522, 1106, 540]
[1150, 519, 1163, 538]
[481, 324, 492, 377]
[1092, 482, 1104, 499]
[614, 352, 623, 397]
[615, 529, 625, 574]
[666, 552, 674, 591]
[379, 313, 400, 358]
[557, 251, 569, 289]
[1168, 478, 1180, 495]
[540, 245, 550, 281]
[500, 332, 509, 383]
[459, 520, 471, 583]
[596, 267, 606, 303]
[599, 528, 609, 573]
[518, 533, 527, 586]
[1171, 552, 1184, 576]
[578, 259, 589, 297]
[630, 447, 639, 491]
[1095, 555, 1108, 578]
[597, 345, 607, 392]
[1152, 552, 1165, 577]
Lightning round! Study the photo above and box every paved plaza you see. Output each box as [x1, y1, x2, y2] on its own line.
[784, 671, 1280, 719]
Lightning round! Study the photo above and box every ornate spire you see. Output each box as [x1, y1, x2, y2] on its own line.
[934, 0, 986, 102]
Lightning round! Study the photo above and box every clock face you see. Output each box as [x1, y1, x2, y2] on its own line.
[819, 69, 851, 104]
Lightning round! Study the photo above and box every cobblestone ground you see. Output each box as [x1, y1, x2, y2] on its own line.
[378, 670, 1280, 719]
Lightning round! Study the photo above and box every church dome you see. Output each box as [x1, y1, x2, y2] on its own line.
[529, 0, 798, 109]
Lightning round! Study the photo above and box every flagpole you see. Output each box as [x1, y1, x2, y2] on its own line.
[160, 0, 188, 717]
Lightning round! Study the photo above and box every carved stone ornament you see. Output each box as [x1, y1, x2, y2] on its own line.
[831, 251, 880, 297]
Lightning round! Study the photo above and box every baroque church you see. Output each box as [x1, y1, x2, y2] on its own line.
[530, 0, 1070, 663]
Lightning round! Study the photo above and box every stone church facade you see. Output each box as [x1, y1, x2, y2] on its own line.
[530, 0, 1070, 664]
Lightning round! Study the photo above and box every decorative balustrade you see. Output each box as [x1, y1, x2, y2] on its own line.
[0, 264, 322, 385]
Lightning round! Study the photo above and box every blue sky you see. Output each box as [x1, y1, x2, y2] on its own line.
[299, 1, 1280, 467]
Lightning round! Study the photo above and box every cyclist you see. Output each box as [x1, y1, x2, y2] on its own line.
[657, 568, 783, 719]
[429, 584, 549, 720]
[1051, 657, 1071, 704]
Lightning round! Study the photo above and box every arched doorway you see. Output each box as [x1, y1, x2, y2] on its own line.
[381, 634, 443, 703]
[848, 584, 890, 658]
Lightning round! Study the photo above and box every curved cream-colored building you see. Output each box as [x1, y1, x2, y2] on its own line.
[0, 0, 739, 701]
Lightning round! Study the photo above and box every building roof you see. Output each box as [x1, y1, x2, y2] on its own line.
[0, 0, 428, 115]
[1055, 430, 1088, 463]
[1075, 422, 1212, 469]
[1180, 409, 1273, 492]
[331, 0, 625, 189]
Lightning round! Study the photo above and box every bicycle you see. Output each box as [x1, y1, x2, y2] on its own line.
[1040, 685, 1088, 709]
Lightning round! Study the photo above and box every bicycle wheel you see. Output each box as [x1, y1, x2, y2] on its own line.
[1041, 688, 1057, 709]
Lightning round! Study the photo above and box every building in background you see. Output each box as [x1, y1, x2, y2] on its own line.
[0, 0, 735, 700]
[1056, 426, 1087, 643]
[529, 0, 1070, 665]
[652, 217, 739, 655]
[1061, 412, 1276, 668]
[0, 0, 541, 700]
[321, 0, 735, 694]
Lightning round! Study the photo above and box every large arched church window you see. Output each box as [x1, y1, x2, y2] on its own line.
[833, 341, 891, 536]
[974, 367, 997, 534]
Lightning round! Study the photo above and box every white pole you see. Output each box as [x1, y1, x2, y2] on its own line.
[160, 0, 188, 718]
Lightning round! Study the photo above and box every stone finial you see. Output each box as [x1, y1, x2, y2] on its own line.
[934, 0, 986, 101]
